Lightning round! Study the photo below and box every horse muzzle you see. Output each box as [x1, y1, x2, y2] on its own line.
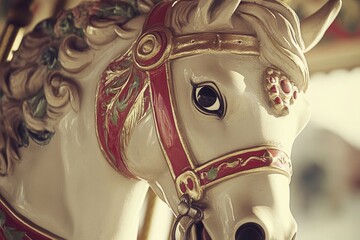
[235, 222, 297, 240]
[235, 223, 265, 240]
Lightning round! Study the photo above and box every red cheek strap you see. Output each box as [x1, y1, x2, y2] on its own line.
[136, 1, 292, 201]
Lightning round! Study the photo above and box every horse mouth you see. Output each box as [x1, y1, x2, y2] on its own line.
[197, 222, 297, 240]
[195, 222, 266, 240]
[235, 223, 265, 240]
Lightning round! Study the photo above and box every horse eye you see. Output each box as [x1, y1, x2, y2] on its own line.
[192, 83, 224, 118]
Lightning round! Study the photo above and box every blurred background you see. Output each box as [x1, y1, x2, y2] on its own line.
[1, 0, 360, 239]
[290, 1, 360, 239]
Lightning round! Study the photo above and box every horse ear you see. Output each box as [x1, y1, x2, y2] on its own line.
[195, 0, 241, 28]
[300, 0, 342, 53]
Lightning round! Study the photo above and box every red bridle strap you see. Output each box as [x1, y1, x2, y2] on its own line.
[0, 195, 63, 240]
[176, 147, 292, 200]
[136, 1, 194, 179]
[135, 1, 292, 201]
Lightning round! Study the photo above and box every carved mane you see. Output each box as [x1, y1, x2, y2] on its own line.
[170, 0, 309, 90]
[0, 0, 339, 176]
[0, 0, 156, 175]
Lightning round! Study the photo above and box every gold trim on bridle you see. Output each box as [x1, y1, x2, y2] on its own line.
[170, 33, 259, 59]
[134, 30, 260, 71]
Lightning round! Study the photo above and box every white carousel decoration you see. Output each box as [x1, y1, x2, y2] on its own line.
[0, 0, 341, 239]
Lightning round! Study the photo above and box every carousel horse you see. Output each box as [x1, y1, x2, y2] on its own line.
[0, 0, 341, 239]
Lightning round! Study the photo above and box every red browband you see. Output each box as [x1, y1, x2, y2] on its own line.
[134, 1, 293, 200]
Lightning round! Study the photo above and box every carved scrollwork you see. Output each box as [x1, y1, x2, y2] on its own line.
[0, 0, 157, 176]
[0, 34, 81, 175]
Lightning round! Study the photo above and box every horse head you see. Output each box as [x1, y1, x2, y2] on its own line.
[96, 1, 341, 239]
[0, 0, 341, 239]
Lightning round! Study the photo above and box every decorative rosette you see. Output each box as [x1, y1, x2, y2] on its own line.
[265, 68, 299, 115]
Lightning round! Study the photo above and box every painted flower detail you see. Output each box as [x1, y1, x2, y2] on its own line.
[206, 167, 218, 181]
[102, 54, 142, 128]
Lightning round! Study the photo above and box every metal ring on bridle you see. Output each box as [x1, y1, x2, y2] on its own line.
[171, 194, 204, 240]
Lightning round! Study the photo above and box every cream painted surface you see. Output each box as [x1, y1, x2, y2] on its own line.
[139, 54, 308, 240]
[203, 174, 296, 240]
[125, 111, 180, 213]
[169, 55, 308, 239]
[0, 16, 149, 240]
[125, 55, 310, 239]
[171, 55, 311, 162]
[0, 0, 341, 240]
[127, 52, 309, 239]
[127, 0, 340, 238]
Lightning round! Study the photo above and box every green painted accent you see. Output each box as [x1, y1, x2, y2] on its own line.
[207, 167, 218, 181]
[14, 1, 143, 148]
[3, 226, 25, 240]
[28, 130, 54, 146]
[0, 210, 5, 226]
[117, 77, 139, 111]
[27, 92, 47, 119]
[108, 74, 130, 94]
[120, 59, 132, 68]
[111, 69, 141, 116]
[41, 47, 58, 70]
[0, 210, 26, 240]
[25, 92, 55, 146]
[18, 122, 29, 148]
[110, 110, 119, 125]
[117, 99, 129, 112]
[97, 3, 135, 19]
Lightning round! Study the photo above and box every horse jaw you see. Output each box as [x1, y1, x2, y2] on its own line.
[124, 111, 183, 215]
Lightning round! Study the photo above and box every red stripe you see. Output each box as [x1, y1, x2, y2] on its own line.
[144, 1, 194, 179]
[0, 196, 62, 240]
[144, 1, 173, 29]
[96, 52, 149, 179]
[149, 64, 192, 177]
[197, 149, 291, 186]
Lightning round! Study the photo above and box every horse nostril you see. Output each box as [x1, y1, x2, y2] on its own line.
[235, 223, 265, 240]
[292, 233, 297, 240]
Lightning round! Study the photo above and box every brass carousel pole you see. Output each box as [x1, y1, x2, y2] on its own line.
[0, 0, 33, 62]
[138, 190, 158, 240]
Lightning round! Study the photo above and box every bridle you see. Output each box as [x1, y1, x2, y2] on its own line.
[132, 1, 293, 239]
[96, 1, 293, 239]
